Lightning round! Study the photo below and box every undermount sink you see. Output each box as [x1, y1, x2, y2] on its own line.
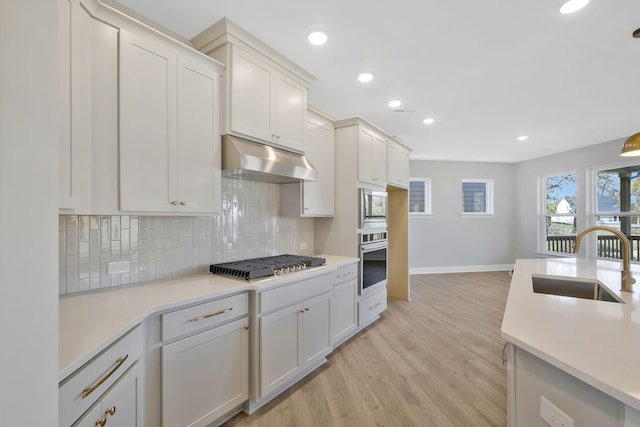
[531, 275, 624, 304]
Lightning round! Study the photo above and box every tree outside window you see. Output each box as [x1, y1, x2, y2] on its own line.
[595, 165, 640, 261]
[542, 173, 576, 254]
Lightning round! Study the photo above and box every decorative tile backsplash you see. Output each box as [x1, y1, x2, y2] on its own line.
[59, 178, 314, 295]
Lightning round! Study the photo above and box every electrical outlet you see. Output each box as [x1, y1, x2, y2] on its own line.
[108, 261, 130, 275]
[540, 395, 574, 427]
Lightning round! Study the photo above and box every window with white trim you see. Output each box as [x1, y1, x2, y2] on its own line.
[593, 164, 640, 261]
[461, 179, 494, 215]
[541, 172, 576, 254]
[409, 178, 431, 215]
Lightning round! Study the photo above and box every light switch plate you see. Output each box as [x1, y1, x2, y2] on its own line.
[540, 395, 574, 427]
[108, 261, 130, 275]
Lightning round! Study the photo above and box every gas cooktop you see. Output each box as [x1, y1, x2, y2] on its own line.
[210, 254, 326, 281]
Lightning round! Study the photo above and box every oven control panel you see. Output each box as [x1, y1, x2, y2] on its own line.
[361, 232, 388, 243]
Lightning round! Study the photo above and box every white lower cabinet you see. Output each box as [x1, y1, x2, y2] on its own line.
[75, 362, 142, 427]
[59, 325, 143, 426]
[358, 286, 387, 327]
[331, 263, 358, 346]
[260, 292, 331, 398]
[161, 298, 249, 427]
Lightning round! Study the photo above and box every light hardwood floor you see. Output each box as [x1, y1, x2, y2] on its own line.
[224, 271, 511, 427]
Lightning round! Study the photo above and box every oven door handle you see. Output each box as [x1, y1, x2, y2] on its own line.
[361, 241, 388, 252]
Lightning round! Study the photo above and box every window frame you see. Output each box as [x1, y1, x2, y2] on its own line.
[460, 178, 494, 218]
[409, 178, 432, 216]
[590, 160, 640, 262]
[538, 171, 577, 256]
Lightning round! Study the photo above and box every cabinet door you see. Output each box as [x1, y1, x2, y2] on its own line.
[176, 54, 221, 213]
[387, 142, 400, 186]
[273, 72, 306, 151]
[300, 293, 332, 367]
[162, 318, 249, 427]
[331, 279, 358, 345]
[230, 46, 272, 143]
[58, 0, 92, 211]
[260, 304, 301, 398]
[119, 30, 177, 212]
[357, 127, 375, 185]
[372, 134, 387, 186]
[75, 362, 142, 427]
[387, 141, 409, 188]
[301, 111, 334, 216]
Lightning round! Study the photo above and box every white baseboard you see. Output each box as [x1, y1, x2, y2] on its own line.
[410, 264, 513, 275]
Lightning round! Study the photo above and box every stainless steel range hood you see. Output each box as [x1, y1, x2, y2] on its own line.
[221, 135, 317, 183]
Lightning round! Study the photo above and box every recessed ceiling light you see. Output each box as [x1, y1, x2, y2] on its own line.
[358, 73, 374, 83]
[560, 0, 590, 14]
[423, 118, 435, 125]
[517, 135, 529, 141]
[307, 31, 328, 46]
[388, 100, 402, 108]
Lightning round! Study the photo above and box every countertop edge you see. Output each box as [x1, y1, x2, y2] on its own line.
[59, 255, 359, 381]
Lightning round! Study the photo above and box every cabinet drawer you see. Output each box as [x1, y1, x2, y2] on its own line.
[259, 271, 333, 314]
[358, 287, 387, 326]
[335, 263, 358, 286]
[59, 325, 142, 427]
[162, 293, 248, 342]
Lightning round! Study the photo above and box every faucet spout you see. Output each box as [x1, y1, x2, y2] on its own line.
[574, 226, 636, 292]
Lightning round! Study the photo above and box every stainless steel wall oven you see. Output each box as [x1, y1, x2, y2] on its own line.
[359, 231, 388, 295]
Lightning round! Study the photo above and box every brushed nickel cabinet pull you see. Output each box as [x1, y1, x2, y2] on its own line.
[188, 307, 233, 322]
[82, 354, 129, 399]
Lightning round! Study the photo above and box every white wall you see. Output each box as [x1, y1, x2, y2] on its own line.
[0, 0, 59, 424]
[514, 138, 627, 259]
[409, 160, 517, 273]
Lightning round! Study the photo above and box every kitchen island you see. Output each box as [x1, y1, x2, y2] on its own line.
[502, 257, 640, 426]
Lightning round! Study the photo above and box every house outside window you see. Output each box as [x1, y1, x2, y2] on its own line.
[542, 173, 576, 254]
[461, 179, 494, 216]
[594, 164, 640, 261]
[409, 178, 431, 215]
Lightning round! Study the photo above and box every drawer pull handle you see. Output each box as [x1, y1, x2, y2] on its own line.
[105, 406, 116, 417]
[95, 417, 107, 427]
[82, 354, 129, 399]
[188, 307, 233, 322]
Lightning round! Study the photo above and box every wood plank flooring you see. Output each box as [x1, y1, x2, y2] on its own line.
[223, 271, 511, 427]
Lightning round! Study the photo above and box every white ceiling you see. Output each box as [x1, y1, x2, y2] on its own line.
[113, 0, 640, 163]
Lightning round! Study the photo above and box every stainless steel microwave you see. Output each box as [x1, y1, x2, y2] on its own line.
[359, 189, 388, 228]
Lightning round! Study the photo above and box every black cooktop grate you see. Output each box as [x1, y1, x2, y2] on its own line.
[210, 254, 326, 281]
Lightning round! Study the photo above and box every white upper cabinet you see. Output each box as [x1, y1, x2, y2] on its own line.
[357, 125, 387, 187]
[175, 55, 222, 213]
[58, 0, 92, 211]
[272, 70, 306, 151]
[229, 46, 273, 143]
[119, 30, 222, 213]
[280, 108, 335, 217]
[387, 139, 411, 188]
[191, 18, 313, 153]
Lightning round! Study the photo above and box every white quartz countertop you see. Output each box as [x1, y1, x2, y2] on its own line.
[501, 257, 640, 411]
[59, 254, 357, 381]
